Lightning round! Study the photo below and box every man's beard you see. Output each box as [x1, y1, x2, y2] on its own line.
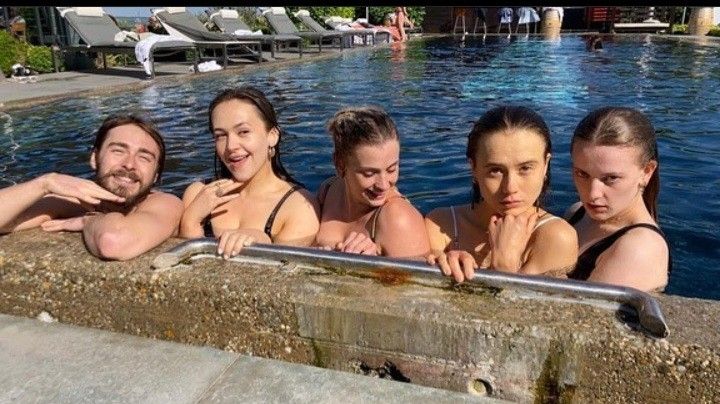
[94, 168, 153, 211]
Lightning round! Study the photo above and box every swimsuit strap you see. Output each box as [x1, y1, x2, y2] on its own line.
[369, 205, 383, 242]
[369, 195, 408, 242]
[568, 205, 586, 225]
[450, 205, 460, 249]
[569, 207, 673, 280]
[533, 214, 561, 231]
[317, 176, 338, 209]
[264, 184, 302, 240]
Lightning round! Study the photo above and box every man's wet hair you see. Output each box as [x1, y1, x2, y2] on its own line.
[92, 114, 166, 182]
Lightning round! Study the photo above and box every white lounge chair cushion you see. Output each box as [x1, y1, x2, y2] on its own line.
[233, 29, 263, 36]
[74, 7, 105, 17]
[294, 9, 310, 17]
[219, 9, 239, 19]
[269, 7, 286, 15]
[165, 7, 186, 14]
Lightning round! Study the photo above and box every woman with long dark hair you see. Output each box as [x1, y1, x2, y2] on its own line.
[425, 106, 578, 282]
[179, 86, 319, 258]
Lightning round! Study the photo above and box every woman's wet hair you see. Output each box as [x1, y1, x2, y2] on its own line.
[572, 106, 660, 220]
[466, 105, 552, 208]
[326, 106, 399, 171]
[93, 114, 166, 183]
[208, 86, 298, 185]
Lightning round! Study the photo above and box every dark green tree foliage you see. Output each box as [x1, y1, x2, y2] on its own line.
[0, 31, 24, 76]
[26, 44, 54, 73]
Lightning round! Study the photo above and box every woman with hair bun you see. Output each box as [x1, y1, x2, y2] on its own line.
[314, 106, 430, 258]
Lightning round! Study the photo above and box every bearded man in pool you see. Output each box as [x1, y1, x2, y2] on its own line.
[0, 114, 183, 261]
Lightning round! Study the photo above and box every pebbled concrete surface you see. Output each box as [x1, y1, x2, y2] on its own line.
[0, 230, 719, 403]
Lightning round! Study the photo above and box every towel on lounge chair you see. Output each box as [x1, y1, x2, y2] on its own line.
[134, 34, 189, 75]
[57, 6, 196, 78]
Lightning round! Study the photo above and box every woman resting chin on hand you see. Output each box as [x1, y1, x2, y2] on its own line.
[426, 106, 578, 282]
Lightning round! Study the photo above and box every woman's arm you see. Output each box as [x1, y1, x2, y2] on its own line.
[588, 227, 669, 291]
[375, 198, 430, 258]
[271, 189, 321, 247]
[424, 207, 452, 255]
[520, 219, 578, 276]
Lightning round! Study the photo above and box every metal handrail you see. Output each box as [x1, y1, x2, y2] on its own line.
[153, 238, 669, 338]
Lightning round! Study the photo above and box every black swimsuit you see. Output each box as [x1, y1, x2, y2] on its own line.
[567, 206, 672, 280]
[203, 184, 301, 241]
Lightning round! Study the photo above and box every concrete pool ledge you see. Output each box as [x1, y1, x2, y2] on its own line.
[1, 230, 719, 402]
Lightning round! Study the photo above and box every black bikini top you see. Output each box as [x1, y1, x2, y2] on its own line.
[567, 206, 672, 281]
[203, 184, 301, 241]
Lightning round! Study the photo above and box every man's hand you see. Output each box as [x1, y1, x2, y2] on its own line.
[40, 214, 94, 232]
[41, 172, 125, 205]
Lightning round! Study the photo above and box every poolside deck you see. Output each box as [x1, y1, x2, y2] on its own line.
[0, 46, 352, 110]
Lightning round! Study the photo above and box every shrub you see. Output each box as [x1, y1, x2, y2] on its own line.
[671, 24, 687, 34]
[0, 31, 24, 77]
[287, 7, 356, 24]
[26, 44, 54, 73]
[708, 26, 720, 37]
[235, 7, 270, 33]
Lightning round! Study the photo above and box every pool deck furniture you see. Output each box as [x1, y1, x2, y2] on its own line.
[152, 7, 263, 66]
[294, 10, 371, 47]
[324, 16, 392, 45]
[56, 7, 197, 79]
[262, 7, 344, 53]
[209, 9, 303, 59]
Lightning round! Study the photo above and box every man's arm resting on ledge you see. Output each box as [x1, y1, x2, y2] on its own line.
[83, 192, 183, 261]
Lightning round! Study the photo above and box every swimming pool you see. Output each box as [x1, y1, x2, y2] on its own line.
[1, 35, 718, 300]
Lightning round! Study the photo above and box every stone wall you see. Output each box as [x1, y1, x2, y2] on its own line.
[1, 230, 719, 402]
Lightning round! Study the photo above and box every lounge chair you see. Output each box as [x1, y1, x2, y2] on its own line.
[57, 7, 197, 79]
[208, 9, 302, 59]
[152, 7, 263, 66]
[324, 16, 391, 45]
[262, 7, 344, 53]
[292, 10, 367, 47]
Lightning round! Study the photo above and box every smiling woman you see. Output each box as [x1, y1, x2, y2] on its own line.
[178, 86, 320, 259]
[314, 106, 430, 258]
[425, 105, 578, 282]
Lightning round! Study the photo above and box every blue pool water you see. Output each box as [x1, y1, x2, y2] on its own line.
[1, 35, 718, 300]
